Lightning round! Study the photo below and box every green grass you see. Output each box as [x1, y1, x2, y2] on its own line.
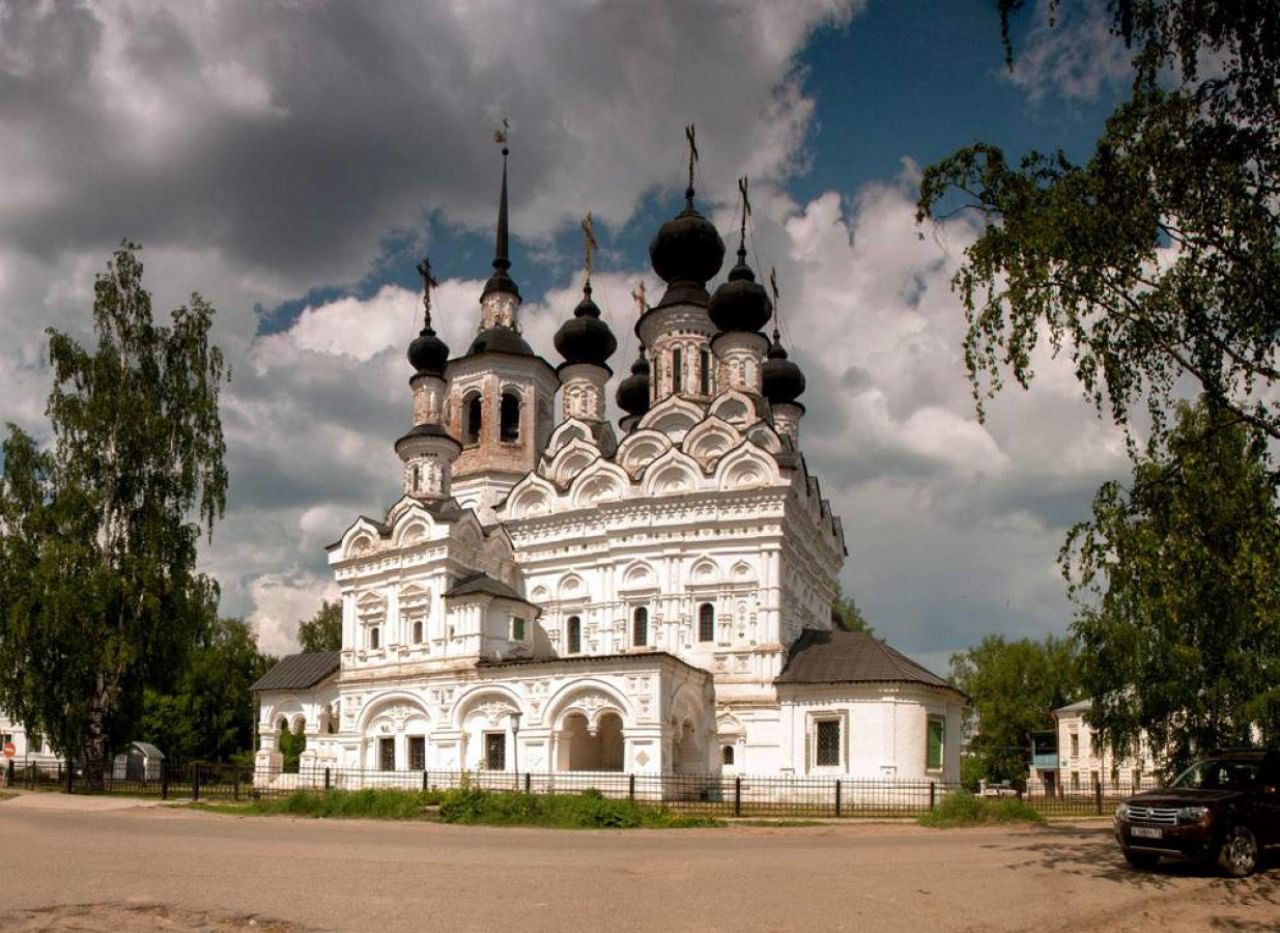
[194, 787, 723, 829]
[917, 791, 1046, 828]
[0, 791, 16, 802]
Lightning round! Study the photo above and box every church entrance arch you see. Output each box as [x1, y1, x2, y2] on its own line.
[558, 711, 624, 771]
[358, 695, 430, 772]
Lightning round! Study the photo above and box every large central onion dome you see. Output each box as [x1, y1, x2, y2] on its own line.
[708, 244, 772, 333]
[554, 284, 617, 366]
[408, 324, 449, 376]
[648, 187, 725, 300]
[616, 345, 651, 417]
[762, 331, 805, 405]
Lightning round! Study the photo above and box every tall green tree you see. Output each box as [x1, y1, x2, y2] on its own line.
[1062, 399, 1280, 776]
[0, 243, 228, 787]
[297, 600, 342, 652]
[950, 634, 1079, 784]
[831, 583, 873, 634]
[917, 1, 1279, 454]
[139, 617, 272, 763]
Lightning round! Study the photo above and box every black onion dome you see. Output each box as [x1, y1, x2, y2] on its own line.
[708, 245, 772, 333]
[469, 327, 534, 356]
[762, 334, 805, 405]
[554, 285, 617, 366]
[616, 346, 651, 416]
[408, 325, 449, 376]
[648, 188, 725, 292]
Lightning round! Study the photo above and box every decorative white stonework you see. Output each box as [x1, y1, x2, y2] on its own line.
[254, 188, 963, 787]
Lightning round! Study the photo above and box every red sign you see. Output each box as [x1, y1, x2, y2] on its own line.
[2, 742, 14, 759]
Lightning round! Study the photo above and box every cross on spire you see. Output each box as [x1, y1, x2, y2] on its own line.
[769, 266, 781, 340]
[737, 176, 752, 252]
[581, 212, 598, 289]
[416, 256, 438, 329]
[684, 123, 699, 206]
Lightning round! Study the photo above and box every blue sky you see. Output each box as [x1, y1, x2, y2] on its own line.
[0, 0, 1138, 668]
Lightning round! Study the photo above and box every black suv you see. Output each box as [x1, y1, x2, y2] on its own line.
[1114, 750, 1280, 877]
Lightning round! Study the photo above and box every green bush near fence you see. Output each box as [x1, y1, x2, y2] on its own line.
[200, 786, 721, 828]
[917, 791, 1045, 828]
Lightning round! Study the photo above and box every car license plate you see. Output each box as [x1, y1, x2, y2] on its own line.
[1131, 826, 1162, 839]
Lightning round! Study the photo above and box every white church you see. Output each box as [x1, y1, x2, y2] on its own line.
[252, 141, 964, 787]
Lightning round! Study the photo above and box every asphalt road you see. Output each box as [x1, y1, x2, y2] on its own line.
[0, 795, 1276, 932]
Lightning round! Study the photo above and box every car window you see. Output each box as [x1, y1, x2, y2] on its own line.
[1171, 760, 1260, 790]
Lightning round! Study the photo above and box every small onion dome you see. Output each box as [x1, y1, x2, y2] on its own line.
[616, 346, 651, 417]
[762, 333, 805, 405]
[554, 284, 617, 366]
[407, 324, 449, 376]
[648, 189, 725, 291]
[708, 245, 772, 333]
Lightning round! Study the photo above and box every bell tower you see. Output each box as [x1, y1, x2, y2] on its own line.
[447, 133, 558, 516]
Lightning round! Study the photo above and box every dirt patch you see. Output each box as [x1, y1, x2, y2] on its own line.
[0, 903, 309, 932]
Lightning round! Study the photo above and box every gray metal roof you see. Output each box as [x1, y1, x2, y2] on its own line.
[251, 651, 340, 692]
[1055, 699, 1093, 713]
[445, 572, 528, 602]
[776, 629, 960, 693]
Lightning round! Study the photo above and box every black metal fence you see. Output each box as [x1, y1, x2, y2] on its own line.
[2, 758, 1143, 818]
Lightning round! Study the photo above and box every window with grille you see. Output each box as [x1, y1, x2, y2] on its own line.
[698, 603, 714, 642]
[408, 736, 426, 771]
[567, 615, 581, 654]
[633, 607, 648, 647]
[379, 737, 395, 772]
[815, 719, 841, 768]
[485, 732, 506, 770]
[927, 716, 945, 770]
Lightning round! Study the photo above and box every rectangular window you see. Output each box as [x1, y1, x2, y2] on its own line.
[671, 347, 682, 394]
[30, 732, 42, 753]
[926, 715, 945, 771]
[379, 737, 395, 772]
[1070, 732, 1079, 757]
[484, 732, 506, 771]
[408, 736, 426, 771]
[699, 349, 711, 394]
[512, 617, 525, 641]
[815, 719, 841, 768]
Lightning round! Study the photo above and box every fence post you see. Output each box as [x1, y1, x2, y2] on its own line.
[835, 779, 842, 817]
[420, 769, 427, 792]
[66, 759, 73, 794]
[233, 765, 241, 802]
[628, 773, 636, 802]
[930, 781, 937, 811]
[161, 760, 169, 801]
[1095, 780, 1103, 815]
[524, 771, 532, 794]
[193, 763, 201, 802]
[5, 759, 12, 788]
[734, 775, 742, 817]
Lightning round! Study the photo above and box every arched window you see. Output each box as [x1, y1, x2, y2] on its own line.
[412, 620, 423, 644]
[410, 464, 420, 493]
[463, 392, 483, 445]
[567, 615, 581, 654]
[671, 347, 682, 394]
[700, 349, 711, 395]
[722, 745, 735, 766]
[698, 603, 715, 642]
[500, 391, 521, 442]
[369, 626, 381, 650]
[632, 606, 648, 647]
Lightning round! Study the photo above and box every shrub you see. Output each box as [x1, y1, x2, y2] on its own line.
[918, 791, 1044, 828]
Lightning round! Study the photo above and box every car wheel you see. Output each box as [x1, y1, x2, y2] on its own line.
[1217, 825, 1259, 878]
[1123, 849, 1161, 870]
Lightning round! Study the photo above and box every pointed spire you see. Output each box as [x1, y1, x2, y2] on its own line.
[684, 123, 699, 210]
[481, 119, 520, 301]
